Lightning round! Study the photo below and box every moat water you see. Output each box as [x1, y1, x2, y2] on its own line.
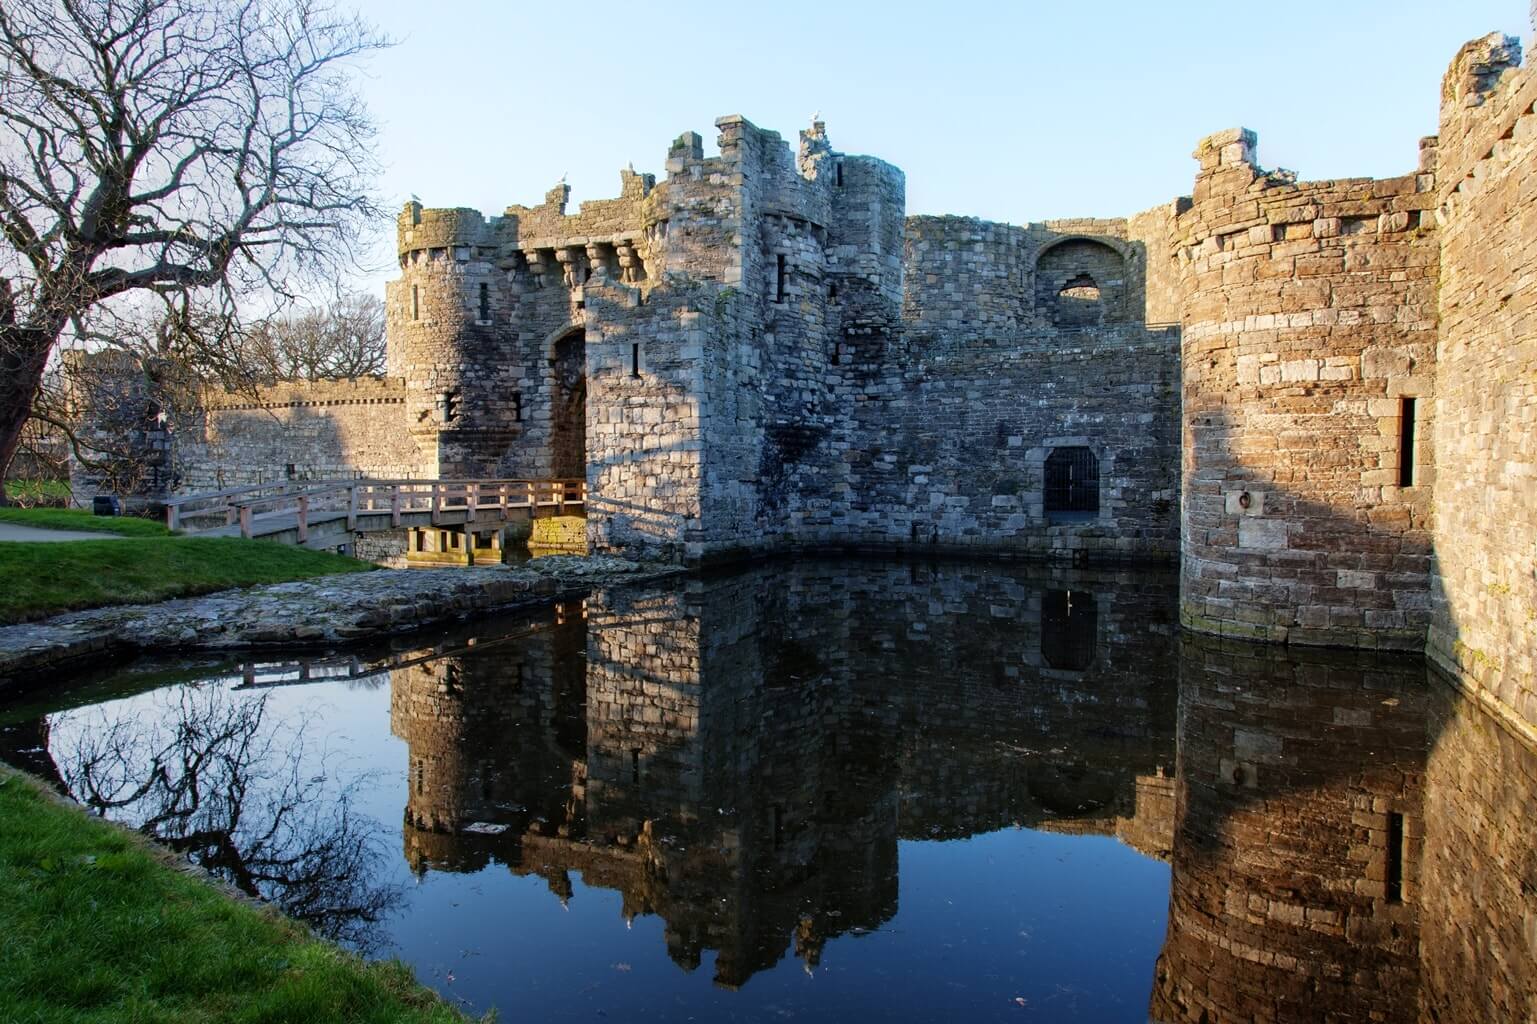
[2, 559, 1533, 1023]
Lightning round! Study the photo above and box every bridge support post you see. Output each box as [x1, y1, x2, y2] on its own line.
[297, 496, 309, 543]
[346, 486, 359, 531]
[391, 487, 402, 527]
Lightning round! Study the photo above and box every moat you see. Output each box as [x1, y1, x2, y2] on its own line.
[1, 559, 1532, 1023]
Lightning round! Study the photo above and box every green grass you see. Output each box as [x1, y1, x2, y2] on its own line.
[3, 479, 72, 505]
[0, 506, 172, 537]
[0, 767, 474, 1024]
[0, 537, 374, 623]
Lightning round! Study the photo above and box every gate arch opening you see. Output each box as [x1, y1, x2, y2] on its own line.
[550, 329, 586, 480]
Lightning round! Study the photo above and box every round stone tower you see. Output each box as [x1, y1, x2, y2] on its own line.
[1176, 129, 1438, 650]
[385, 202, 511, 478]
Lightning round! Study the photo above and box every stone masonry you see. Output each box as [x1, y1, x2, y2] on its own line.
[78, 31, 1537, 736]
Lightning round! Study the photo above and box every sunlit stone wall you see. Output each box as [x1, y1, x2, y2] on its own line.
[1175, 129, 1439, 650]
[1428, 34, 1537, 734]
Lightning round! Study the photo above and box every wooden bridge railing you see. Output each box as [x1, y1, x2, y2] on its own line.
[166, 477, 586, 540]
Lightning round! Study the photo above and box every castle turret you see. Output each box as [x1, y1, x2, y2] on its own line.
[1176, 128, 1438, 649]
[386, 203, 517, 477]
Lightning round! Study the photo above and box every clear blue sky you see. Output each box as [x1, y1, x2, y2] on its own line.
[350, 0, 1527, 285]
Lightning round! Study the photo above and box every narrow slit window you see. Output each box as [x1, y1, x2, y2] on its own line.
[835, 162, 844, 187]
[512, 392, 523, 422]
[776, 254, 787, 303]
[631, 342, 641, 378]
[478, 282, 490, 321]
[1385, 811, 1405, 903]
[411, 284, 420, 321]
[1398, 397, 1417, 487]
[630, 748, 642, 785]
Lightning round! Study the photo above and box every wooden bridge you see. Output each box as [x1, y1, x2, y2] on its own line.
[165, 478, 585, 548]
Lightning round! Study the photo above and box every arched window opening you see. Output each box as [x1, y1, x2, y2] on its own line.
[1035, 238, 1127, 329]
[1044, 447, 1099, 522]
[1041, 589, 1097, 671]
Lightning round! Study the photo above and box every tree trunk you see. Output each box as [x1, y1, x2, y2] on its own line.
[0, 325, 58, 506]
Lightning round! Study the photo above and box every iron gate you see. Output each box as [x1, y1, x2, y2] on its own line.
[1044, 447, 1099, 519]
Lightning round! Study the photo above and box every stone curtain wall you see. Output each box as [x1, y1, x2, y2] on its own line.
[1175, 129, 1439, 650]
[178, 377, 427, 490]
[820, 216, 1181, 561]
[1429, 34, 1537, 734]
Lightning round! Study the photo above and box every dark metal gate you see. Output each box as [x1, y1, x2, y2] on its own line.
[1044, 447, 1099, 519]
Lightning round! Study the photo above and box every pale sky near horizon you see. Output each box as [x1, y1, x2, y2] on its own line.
[345, 0, 1530, 291]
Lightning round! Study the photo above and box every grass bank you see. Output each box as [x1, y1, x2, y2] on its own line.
[0, 767, 470, 1024]
[2, 478, 72, 506]
[0, 506, 172, 537]
[0, 536, 373, 623]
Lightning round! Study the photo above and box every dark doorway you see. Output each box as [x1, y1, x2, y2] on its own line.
[1044, 447, 1099, 522]
[551, 330, 586, 479]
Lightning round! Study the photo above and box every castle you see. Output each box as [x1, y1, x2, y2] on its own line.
[89, 33, 1537, 742]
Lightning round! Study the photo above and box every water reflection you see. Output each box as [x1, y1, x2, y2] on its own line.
[1155, 638, 1427, 1023]
[392, 565, 1179, 990]
[4, 559, 1535, 1021]
[38, 685, 401, 949]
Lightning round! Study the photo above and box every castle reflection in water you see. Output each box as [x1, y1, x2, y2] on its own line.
[384, 561, 1534, 1021]
[10, 560, 1535, 1021]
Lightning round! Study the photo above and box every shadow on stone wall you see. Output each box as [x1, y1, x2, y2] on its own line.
[1176, 400, 1537, 1021]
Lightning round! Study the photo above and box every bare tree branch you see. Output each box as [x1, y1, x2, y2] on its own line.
[0, 0, 390, 501]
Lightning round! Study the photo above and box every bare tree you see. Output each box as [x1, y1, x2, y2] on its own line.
[240, 290, 386, 380]
[0, 0, 389, 503]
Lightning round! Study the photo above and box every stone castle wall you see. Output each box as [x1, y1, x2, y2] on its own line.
[1427, 34, 1537, 736]
[820, 215, 1180, 560]
[73, 30, 1537, 732]
[178, 377, 427, 490]
[1175, 129, 1439, 651]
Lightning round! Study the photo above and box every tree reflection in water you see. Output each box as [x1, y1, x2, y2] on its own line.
[49, 684, 399, 950]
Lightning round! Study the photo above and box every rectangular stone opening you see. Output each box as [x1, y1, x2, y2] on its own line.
[1398, 397, 1417, 487]
[1386, 811, 1405, 903]
[478, 282, 490, 321]
[631, 342, 641, 379]
[776, 254, 787, 303]
[411, 284, 420, 320]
